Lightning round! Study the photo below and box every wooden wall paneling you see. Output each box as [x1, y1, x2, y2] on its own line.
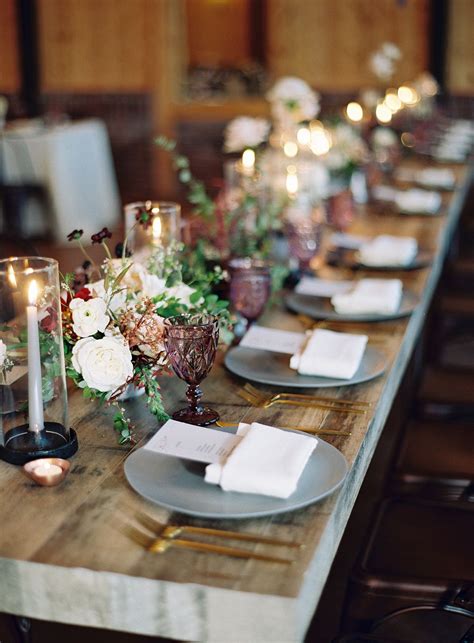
[446, 0, 474, 95]
[266, 0, 430, 91]
[185, 0, 253, 68]
[0, 0, 20, 93]
[38, 0, 149, 92]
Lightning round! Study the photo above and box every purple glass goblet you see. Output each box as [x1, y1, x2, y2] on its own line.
[164, 314, 220, 426]
[228, 258, 272, 327]
[285, 204, 325, 272]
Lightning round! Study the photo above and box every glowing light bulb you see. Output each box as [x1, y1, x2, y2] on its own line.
[310, 128, 331, 156]
[375, 102, 392, 123]
[384, 92, 402, 112]
[346, 102, 364, 122]
[398, 86, 419, 106]
[297, 127, 311, 146]
[283, 141, 298, 158]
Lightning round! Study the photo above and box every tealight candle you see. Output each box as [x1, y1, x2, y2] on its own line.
[23, 458, 70, 486]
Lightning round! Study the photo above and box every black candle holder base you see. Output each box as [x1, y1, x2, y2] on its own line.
[0, 423, 78, 465]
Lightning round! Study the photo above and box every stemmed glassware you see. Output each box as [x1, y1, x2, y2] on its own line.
[285, 203, 325, 273]
[164, 314, 220, 426]
[228, 258, 272, 330]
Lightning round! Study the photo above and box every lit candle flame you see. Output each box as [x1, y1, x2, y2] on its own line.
[310, 128, 331, 156]
[28, 280, 38, 306]
[398, 85, 419, 106]
[286, 166, 298, 197]
[152, 216, 162, 241]
[8, 265, 17, 288]
[242, 148, 255, 170]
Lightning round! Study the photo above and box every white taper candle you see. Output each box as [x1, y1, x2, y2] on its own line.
[27, 280, 44, 433]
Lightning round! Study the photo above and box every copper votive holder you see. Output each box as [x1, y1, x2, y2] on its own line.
[23, 458, 70, 487]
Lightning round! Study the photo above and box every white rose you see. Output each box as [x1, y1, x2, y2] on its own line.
[369, 51, 394, 81]
[224, 117, 270, 152]
[372, 126, 398, 149]
[0, 339, 6, 367]
[69, 297, 109, 337]
[72, 335, 133, 393]
[382, 42, 401, 61]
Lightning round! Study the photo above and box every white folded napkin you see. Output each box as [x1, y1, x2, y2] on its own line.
[331, 278, 403, 315]
[416, 168, 456, 189]
[205, 422, 317, 498]
[358, 234, 418, 267]
[395, 188, 441, 214]
[289, 328, 368, 379]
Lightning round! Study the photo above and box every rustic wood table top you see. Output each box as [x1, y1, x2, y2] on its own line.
[0, 158, 472, 643]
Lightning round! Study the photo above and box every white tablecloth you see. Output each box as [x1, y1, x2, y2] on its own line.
[1, 119, 120, 242]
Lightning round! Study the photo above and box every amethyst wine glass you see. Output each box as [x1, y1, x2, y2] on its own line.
[164, 314, 220, 426]
[285, 204, 325, 272]
[228, 258, 272, 327]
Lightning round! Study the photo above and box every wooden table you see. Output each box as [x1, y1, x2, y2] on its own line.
[0, 160, 472, 643]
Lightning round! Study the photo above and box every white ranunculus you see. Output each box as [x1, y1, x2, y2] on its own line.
[69, 297, 110, 337]
[72, 335, 133, 393]
[106, 259, 167, 299]
[0, 339, 6, 367]
[224, 117, 270, 152]
[168, 283, 200, 307]
[267, 76, 315, 102]
[87, 280, 127, 313]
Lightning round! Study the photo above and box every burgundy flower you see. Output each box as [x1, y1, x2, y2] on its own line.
[67, 229, 84, 242]
[134, 204, 153, 229]
[40, 306, 58, 332]
[91, 227, 112, 244]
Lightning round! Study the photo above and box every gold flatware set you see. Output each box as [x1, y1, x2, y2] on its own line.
[237, 382, 371, 415]
[122, 509, 302, 564]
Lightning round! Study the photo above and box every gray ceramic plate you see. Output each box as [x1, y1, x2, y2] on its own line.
[224, 345, 386, 388]
[327, 248, 432, 272]
[124, 432, 348, 519]
[285, 289, 419, 322]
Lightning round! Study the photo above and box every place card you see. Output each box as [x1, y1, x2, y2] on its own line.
[239, 326, 305, 355]
[295, 276, 353, 298]
[329, 232, 369, 249]
[144, 420, 242, 464]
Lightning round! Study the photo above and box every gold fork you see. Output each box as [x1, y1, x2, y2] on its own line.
[121, 523, 293, 564]
[134, 509, 303, 548]
[238, 388, 367, 415]
[216, 421, 351, 437]
[244, 382, 371, 408]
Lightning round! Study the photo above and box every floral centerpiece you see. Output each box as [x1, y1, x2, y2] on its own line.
[325, 121, 369, 184]
[63, 221, 231, 444]
[266, 76, 321, 141]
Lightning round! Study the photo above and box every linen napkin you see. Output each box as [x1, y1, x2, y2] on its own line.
[331, 278, 403, 315]
[289, 328, 368, 379]
[204, 422, 317, 498]
[416, 168, 456, 189]
[395, 188, 441, 214]
[358, 234, 418, 267]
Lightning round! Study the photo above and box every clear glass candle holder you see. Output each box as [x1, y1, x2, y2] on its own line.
[0, 257, 78, 465]
[124, 200, 181, 257]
